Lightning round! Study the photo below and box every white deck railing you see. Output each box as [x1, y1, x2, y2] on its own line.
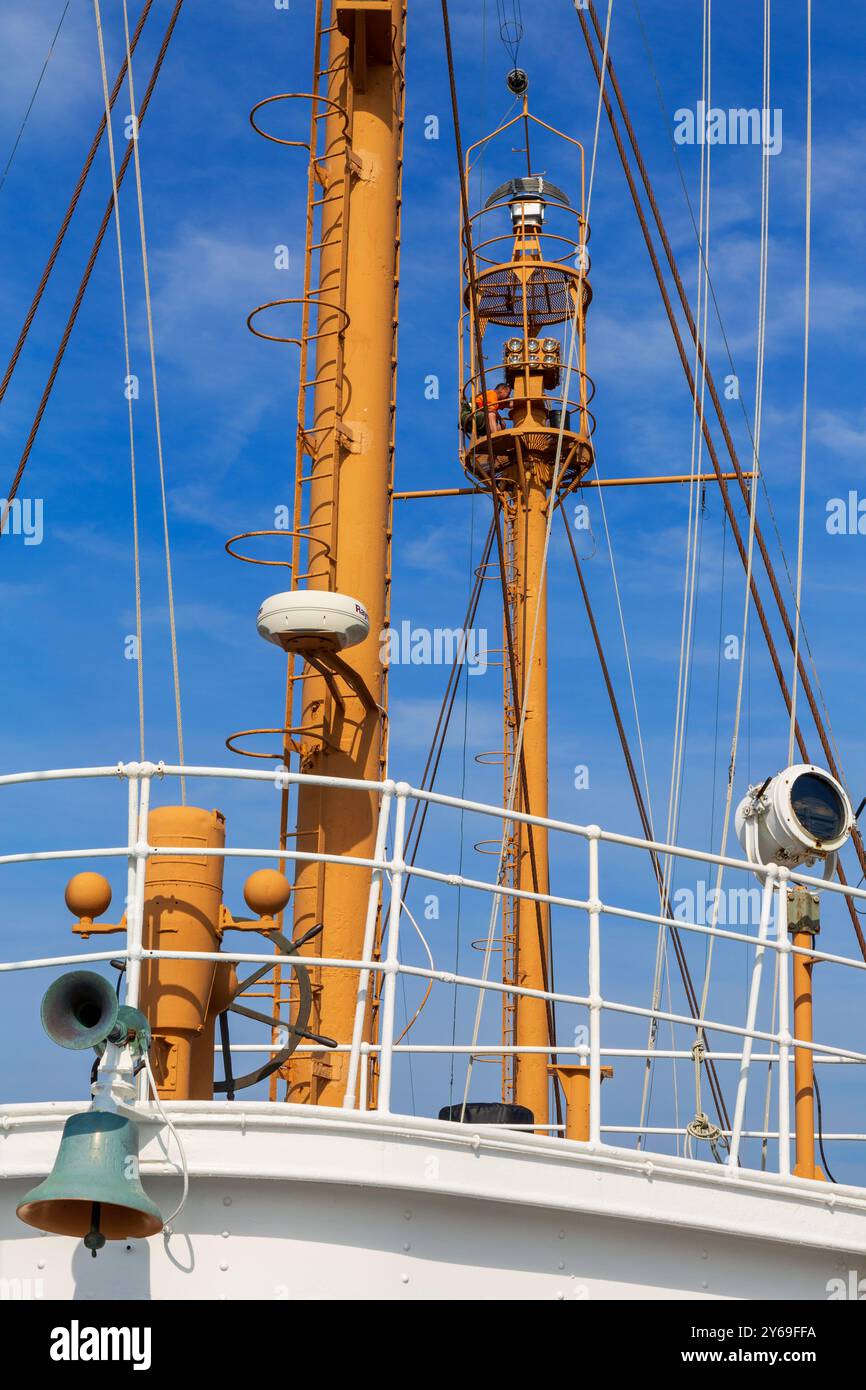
[2, 760, 865, 1181]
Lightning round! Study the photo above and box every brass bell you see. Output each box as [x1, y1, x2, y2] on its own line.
[17, 969, 162, 1252]
[16, 1110, 163, 1249]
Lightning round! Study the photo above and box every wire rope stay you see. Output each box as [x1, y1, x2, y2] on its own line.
[119, 0, 186, 800]
[574, 0, 866, 962]
[0, 0, 185, 542]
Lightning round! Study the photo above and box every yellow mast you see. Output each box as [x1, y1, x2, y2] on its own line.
[288, 0, 406, 1107]
[789, 886, 822, 1180]
[511, 449, 553, 1125]
[460, 108, 594, 1130]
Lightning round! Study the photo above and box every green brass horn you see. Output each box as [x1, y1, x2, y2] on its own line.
[40, 970, 121, 1051]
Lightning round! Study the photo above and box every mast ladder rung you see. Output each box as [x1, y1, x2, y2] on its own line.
[297, 421, 336, 436]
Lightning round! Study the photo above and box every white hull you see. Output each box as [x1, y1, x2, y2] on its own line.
[2, 1102, 865, 1300]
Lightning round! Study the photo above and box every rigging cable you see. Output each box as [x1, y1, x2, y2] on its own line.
[458, 0, 616, 1118]
[0, 0, 185, 547]
[571, 0, 735, 1140]
[143, 1051, 189, 1226]
[0, 0, 154, 407]
[559, 509, 726, 1144]
[119, 0, 187, 795]
[561, 510, 732, 1143]
[630, 0, 837, 779]
[91, 0, 145, 760]
[575, 1, 866, 963]
[580, 0, 865, 949]
[449, 1, 488, 1103]
[813, 1071, 837, 1184]
[663, 0, 713, 884]
[495, 0, 524, 69]
[0, 1, 71, 198]
[401, 523, 496, 873]
[788, 0, 812, 766]
[641, 0, 714, 1147]
[396, 521, 496, 1055]
[583, 464, 655, 833]
[709, 509, 728, 847]
[448, 505, 477, 1103]
[699, 0, 772, 1051]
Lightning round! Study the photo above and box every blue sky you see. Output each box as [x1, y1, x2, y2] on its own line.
[2, 0, 866, 1181]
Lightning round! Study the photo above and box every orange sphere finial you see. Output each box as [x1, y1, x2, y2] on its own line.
[243, 869, 292, 919]
[65, 872, 113, 922]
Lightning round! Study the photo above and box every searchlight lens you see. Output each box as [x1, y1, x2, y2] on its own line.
[790, 772, 846, 842]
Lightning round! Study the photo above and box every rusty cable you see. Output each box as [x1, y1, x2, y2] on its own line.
[394, 519, 496, 1045]
[401, 520, 496, 875]
[578, 1, 866, 960]
[0, 0, 155, 407]
[561, 509, 732, 1134]
[1, 0, 185, 538]
[576, 4, 866, 963]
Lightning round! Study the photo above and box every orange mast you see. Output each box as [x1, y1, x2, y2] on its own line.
[285, 1, 406, 1106]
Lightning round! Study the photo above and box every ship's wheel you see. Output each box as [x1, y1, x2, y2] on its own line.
[215, 877, 337, 1094]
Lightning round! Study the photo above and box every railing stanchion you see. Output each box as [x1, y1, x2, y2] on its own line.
[776, 873, 792, 1176]
[129, 767, 152, 1101]
[5, 761, 866, 1179]
[359, 1043, 370, 1110]
[588, 829, 602, 1144]
[126, 768, 152, 1012]
[375, 784, 409, 1114]
[728, 869, 776, 1168]
[344, 783, 395, 1110]
[124, 771, 141, 1007]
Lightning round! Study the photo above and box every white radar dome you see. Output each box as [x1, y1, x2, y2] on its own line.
[256, 591, 370, 653]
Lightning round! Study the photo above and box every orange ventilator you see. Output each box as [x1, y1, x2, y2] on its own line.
[139, 805, 233, 1100]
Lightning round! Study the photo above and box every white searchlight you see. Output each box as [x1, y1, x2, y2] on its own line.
[735, 763, 853, 878]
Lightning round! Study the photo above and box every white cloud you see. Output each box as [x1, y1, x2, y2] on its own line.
[811, 408, 866, 461]
[0, 5, 93, 126]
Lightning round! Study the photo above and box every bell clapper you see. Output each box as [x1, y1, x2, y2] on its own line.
[84, 1203, 106, 1258]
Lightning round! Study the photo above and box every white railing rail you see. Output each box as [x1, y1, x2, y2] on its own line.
[2, 761, 866, 1182]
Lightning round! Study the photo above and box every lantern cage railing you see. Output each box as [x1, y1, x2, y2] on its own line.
[459, 363, 596, 491]
[458, 180, 596, 492]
